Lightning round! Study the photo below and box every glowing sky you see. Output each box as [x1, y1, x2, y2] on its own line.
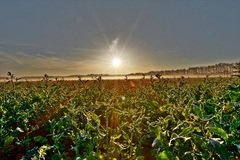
[0, 1, 240, 76]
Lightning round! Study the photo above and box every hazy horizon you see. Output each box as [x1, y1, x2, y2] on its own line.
[1, 1, 240, 77]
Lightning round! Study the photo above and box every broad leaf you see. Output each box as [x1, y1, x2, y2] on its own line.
[157, 150, 170, 160]
[208, 127, 228, 140]
[179, 126, 195, 136]
[4, 136, 14, 146]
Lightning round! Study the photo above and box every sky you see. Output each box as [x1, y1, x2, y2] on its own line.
[0, 1, 240, 77]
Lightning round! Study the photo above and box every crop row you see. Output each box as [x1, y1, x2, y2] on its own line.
[0, 78, 239, 159]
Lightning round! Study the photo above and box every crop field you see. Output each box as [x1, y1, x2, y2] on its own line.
[0, 77, 239, 160]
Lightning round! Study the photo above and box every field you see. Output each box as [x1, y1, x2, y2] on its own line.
[0, 77, 239, 160]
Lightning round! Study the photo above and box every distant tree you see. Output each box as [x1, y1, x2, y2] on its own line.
[16, 77, 22, 81]
[232, 62, 240, 77]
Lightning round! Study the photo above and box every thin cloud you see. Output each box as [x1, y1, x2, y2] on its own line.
[72, 48, 102, 53]
[15, 52, 65, 63]
[45, 50, 57, 55]
[0, 51, 23, 64]
[0, 42, 38, 47]
[109, 38, 119, 54]
[0, 50, 68, 70]
[15, 52, 33, 58]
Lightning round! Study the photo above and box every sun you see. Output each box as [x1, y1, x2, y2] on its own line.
[112, 58, 121, 67]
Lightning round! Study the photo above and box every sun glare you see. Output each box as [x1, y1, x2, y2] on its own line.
[112, 58, 121, 67]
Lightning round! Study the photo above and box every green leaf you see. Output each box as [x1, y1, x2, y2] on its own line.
[136, 156, 145, 160]
[157, 150, 174, 160]
[151, 100, 159, 108]
[208, 127, 228, 140]
[34, 136, 48, 144]
[122, 130, 129, 141]
[113, 134, 122, 140]
[193, 106, 202, 118]
[179, 126, 195, 136]
[121, 96, 126, 101]
[194, 127, 202, 132]
[231, 119, 240, 130]
[157, 151, 170, 160]
[187, 99, 194, 108]
[230, 91, 240, 101]
[4, 136, 14, 146]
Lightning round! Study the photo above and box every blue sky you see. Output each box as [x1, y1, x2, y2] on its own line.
[0, 1, 240, 76]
